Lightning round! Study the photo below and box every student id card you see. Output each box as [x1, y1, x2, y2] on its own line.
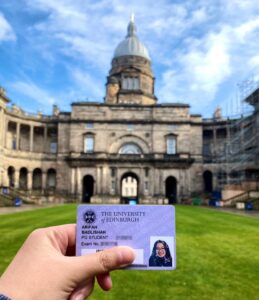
[76, 205, 176, 270]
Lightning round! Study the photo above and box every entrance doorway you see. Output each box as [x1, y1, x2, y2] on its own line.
[8, 166, 15, 187]
[19, 168, 28, 190]
[203, 170, 213, 192]
[82, 175, 94, 203]
[165, 176, 177, 204]
[121, 172, 139, 204]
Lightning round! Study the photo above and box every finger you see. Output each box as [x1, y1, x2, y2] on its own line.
[71, 246, 135, 279]
[96, 272, 113, 291]
[41, 224, 76, 254]
[69, 278, 95, 300]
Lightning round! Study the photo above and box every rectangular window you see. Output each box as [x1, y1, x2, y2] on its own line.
[84, 136, 94, 153]
[145, 168, 149, 177]
[112, 181, 115, 190]
[85, 122, 94, 129]
[167, 136, 176, 154]
[144, 181, 148, 191]
[111, 168, 116, 177]
[12, 138, 16, 150]
[50, 142, 57, 153]
[123, 77, 139, 90]
[133, 78, 139, 90]
[127, 124, 134, 131]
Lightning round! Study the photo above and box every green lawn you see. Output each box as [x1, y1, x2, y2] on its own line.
[0, 205, 259, 300]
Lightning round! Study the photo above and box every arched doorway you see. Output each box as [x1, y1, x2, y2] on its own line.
[82, 175, 94, 203]
[121, 172, 139, 204]
[165, 176, 177, 204]
[47, 169, 56, 190]
[32, 168, 42, 190]
[8, 166, 15, 187]
[19, 168, 28, 190]
[203, 170, 213, 193]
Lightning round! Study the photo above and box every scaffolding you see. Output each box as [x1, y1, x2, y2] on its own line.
[221, 77, 259, 190]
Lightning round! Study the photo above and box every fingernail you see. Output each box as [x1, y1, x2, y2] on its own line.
[117, 246, 135, 265]
[74, 293, 85, 300]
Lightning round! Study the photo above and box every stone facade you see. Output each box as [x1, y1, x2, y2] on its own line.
[0, 20, 258, 204]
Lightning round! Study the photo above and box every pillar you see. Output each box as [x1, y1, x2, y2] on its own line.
[71, 168, 75, 194]
[77, 168, 82, 196]
[14, 169, 19, 189]
[16, 123, 20, 150]
[42, 171, 47, 191]
[44, 127, 48, 153]
[28, 171, 32, 190]
[96, 167, 101, 194]
[30, 125, 34, 152]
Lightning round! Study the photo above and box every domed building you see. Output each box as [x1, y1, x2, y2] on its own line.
[0, 18, 258, 205]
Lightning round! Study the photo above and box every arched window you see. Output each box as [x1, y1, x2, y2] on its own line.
[167, 135, 176, 154]
[119, 143, 142, 154]
[84, 134, 94, 153]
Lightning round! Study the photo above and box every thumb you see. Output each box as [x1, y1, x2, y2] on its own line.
[69, 246, 135, 280]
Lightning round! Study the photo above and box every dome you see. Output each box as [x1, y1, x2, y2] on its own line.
[113, 18, 150, 61]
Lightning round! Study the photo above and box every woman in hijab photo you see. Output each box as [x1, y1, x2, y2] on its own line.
[149, 240, 172, 267]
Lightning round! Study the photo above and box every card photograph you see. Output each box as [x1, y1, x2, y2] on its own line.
[149, 236, 174, 267]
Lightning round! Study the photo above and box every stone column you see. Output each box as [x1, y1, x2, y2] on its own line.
[102, 166, 107, 194]
[28, 171, 32, 190]
[154, 168, 159, 195]
[42, 171, 47, 191]
[3, 168, 9, 187]
[16, 123, 20, 150]
[14, 169, 20, 188]
[100, 166, 103, 195]
[96, 167, 101, 194]
[159, 170, 163, 195]
[138, 168, 144, 197]
[44, 127, 48, 153]
[30, 125, 34, 152]
[71, 168, 75, 194]
[77, 168, 82, 198]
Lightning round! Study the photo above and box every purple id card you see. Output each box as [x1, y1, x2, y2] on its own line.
[76, 205, 176, 270]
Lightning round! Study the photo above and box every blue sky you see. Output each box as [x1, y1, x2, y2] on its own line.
[0, 0, 259, 117]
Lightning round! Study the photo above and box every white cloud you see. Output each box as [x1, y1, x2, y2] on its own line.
[11, 81, 55, 109]
[2, 0, 259, 116]
[0, 12, 16, 42]
[71, 68, 104, 100]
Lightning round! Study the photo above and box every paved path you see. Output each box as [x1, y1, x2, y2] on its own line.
[0, 204, 60, 215]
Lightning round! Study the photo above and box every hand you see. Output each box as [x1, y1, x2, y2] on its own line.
[0, 224, 135, 300]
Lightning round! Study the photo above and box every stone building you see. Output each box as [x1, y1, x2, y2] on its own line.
[0, 19, 258, 204]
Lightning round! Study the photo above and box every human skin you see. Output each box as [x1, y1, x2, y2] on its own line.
[156, 242, 166, 258]
[0, 224, 135, 300]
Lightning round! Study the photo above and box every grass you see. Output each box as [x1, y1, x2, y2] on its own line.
[0, 205, 259, 300]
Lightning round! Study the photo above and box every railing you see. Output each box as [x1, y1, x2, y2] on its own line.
[222, 191, 249, 206]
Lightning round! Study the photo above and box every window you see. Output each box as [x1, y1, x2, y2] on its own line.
[122, 77, 139, 90]
[12, 138, 16, 150]
[119, 143, 142, 155]
[111, 168, 116, 177]
[167, 136, 176, 154]
[112, 181, 115, 190]
[50, 142, 57, 153]
[84, 135, 94, 153]
[144, 181, 148, 191]
[127, 124, 134, 131]
[145, 168, 149, 177]
[85, 122, 94, 129]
